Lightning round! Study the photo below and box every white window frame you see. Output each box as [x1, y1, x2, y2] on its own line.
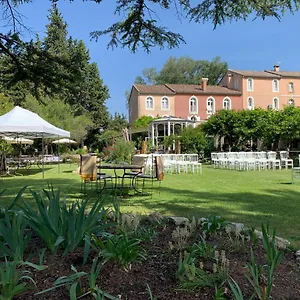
[288, 99, 295, 106]
[273, 97, 279, 110]
[145, 96, 154, 110]
[161, 96, 169, 111]
[223, 97, 231, 110]
[189, 96, 198, 114]
[288, 82, 294, 93]
[272, 79, 279, 92]
[247, 78, 254, 91]
[206, 97, 215, 114]
[248, 97, 254, 110]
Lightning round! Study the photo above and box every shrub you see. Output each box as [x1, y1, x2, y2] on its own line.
[14, 187, 116, 261]
[105, 138, 135, 163]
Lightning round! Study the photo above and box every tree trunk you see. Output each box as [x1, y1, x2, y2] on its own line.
[0, 154, 7, 175]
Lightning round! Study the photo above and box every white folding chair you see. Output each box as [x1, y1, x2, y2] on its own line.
[279, 151, 293, 169]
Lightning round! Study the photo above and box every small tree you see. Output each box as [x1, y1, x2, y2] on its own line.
[132, 116, 155, 129]
[179, 127, 207, 156]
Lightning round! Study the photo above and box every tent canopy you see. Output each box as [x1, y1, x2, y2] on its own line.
[52, 138, 77, 144]
[0, 106, 70, 138]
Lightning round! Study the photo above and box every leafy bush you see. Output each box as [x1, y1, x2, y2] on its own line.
[179, 127, 207, 155]
[201, 215, 227, 235]
[37, 257, 118, 300]
[187, 241, 216, 260]
[91, 232, 146, 269]
[14, 187, 116, 260]
[104, 138, 135, 163]
[0, 210, 31, 263]
[132, 116, 155, 129]
[177, 251, 227, 291]
[0, 259, 36, 300]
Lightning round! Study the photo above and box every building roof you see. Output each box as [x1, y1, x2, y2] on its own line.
[165, 84, 242, 95]
[229, 69, 280, 78]
[133, 84, 175, 95]
[265, 71, 300, 78]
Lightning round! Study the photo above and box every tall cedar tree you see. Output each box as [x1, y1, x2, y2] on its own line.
[42, 6, 110, 131]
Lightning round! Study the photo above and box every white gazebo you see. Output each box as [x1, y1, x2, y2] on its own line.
[0, 106, 70, 177]
[148, 116, 196, 149]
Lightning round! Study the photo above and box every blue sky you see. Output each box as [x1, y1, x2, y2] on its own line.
[13, 1, 300, 117]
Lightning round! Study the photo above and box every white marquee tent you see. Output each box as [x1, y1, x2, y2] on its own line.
[0, 106, 70, 178]
[0, 106, 70, 138]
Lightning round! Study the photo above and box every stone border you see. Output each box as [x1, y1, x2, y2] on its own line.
[168, 216, 295, 252]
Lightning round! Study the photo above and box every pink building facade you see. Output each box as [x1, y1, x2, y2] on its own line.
[128, 80, 242, 126]
[219, 65, 300, 110]
[129, 65, 300, 126]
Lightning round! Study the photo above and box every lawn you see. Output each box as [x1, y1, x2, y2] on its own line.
[1, 163, 300, 248]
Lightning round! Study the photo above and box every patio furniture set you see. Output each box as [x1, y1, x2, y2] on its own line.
[3, 155, 63, 176]
[79, 154, 164, 196]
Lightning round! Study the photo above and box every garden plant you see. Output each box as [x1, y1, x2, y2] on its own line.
[0, 186, 299, 299]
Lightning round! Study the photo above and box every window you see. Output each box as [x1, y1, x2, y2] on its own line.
[247, 78, 254, 91]
[273, 97, 279, 110]
[223, 97, 231, 110]
[248, 97, 254, 110]
[207, 97, 215, 114]
[234, 80, 239, 90]
[289, 82, 294, 93]
[189, 96, 198, 113]
[272, 79, 279, 92]
[191, 115, 197, 122]
[161, 96, 169, 110]
[146, 96, 154, 110]
[288, 99, 295, 106]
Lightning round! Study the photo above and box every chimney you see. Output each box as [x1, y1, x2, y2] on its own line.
[274, 64, 280, 72]
[201, 78, 208, 91]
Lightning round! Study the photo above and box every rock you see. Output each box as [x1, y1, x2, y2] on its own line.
[227, 222, 245, 232]
[169, 216, 189, 226]
[254, 230, 290, 249]
[275, 236, 290, 250]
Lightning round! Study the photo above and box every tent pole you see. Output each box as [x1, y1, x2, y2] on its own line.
[58, 135, 60, 173]
[42, 136, 44, 179]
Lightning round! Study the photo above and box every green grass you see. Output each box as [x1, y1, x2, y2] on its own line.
[1, 163, 300, 248]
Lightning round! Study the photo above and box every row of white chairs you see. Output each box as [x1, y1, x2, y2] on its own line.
[211, 151, 293, 171]
[134, 154, 202, 174]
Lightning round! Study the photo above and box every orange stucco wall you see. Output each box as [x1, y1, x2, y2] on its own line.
[129, 88, 139, 125]
[174, 94, 243, 121]
[241, 77, 300, 109]
[242, 77, 276, 109]
[137, 94, 175, 119]
[219, 73, 243, 92]
[277, 78, 300, 107]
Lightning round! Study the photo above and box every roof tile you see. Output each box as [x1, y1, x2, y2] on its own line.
[134, 84, 175, 95]
[229, 69, 280, 78]
[265, 71, 300, 78]
[165, 84, 242, 95]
